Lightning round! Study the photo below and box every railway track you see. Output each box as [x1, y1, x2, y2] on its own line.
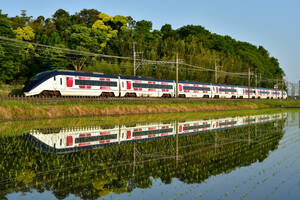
[0, 95, 285, 104]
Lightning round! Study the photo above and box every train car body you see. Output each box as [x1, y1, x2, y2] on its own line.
[211, 84, 238, 99]
[178, 81, 211, 98]
[119, 76, 174, 98]
[257, 88, 271, 99]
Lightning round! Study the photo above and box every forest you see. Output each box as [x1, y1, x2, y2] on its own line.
[0, 9, 285, 88]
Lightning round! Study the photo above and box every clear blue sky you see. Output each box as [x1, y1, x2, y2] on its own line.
[2, 0, 300, 82]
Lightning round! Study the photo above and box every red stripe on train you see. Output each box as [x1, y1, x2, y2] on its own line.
[79, 133, 91, 137]
[100, 140, 110, 144]
[100, 86, 111, 90]
[78, 142, 90, 146]
[100, 132, 110, 135]
[79, 85, 91, 89]
[148, 134, 156, 138]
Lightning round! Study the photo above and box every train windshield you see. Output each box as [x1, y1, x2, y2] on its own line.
[30, 71, 53, 81]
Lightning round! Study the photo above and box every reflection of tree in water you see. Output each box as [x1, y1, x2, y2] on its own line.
[0, 120, 285, 199]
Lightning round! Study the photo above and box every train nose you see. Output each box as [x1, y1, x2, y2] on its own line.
[23, 80, 39, 93]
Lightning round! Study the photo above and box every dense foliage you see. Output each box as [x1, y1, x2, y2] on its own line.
[0, 9, 284, 88]
[0, 120, 284, 199]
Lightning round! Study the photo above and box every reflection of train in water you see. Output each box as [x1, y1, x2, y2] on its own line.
[29, 113, 286, 154]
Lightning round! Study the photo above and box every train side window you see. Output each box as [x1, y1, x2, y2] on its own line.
[54, 76, 56, 81]
[60, 78, 62, 85]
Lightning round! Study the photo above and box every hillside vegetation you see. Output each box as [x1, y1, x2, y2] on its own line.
[0, 9, 284, 88]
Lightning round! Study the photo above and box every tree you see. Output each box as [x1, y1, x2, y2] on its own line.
[73, 9, 100, 27]
[13, 26, 35, 41]
[0, 10, 14, 37]
[52, 9, 71, 32]
[0, 44, 19, 83]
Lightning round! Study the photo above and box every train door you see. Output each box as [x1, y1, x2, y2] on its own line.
[57, 76, 65, 91]
[237, 87, 243, 98]
[53, 76, 57, 91]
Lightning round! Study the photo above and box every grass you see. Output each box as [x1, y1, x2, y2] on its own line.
[0, 99, 300, 120]
[0, 84, 23, 97]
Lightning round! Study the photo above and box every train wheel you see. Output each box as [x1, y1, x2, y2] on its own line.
[100, 92, 115, 97]
[162, 94, 171, 98]
[39, 90, 61, 97]
[125, 93, 137, 97]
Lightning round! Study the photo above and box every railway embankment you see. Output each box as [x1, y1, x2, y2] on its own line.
[0, 98, 299, 120]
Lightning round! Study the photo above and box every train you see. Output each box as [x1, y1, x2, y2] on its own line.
[23, 69, 287, 99]
[28, 112, 286, 154]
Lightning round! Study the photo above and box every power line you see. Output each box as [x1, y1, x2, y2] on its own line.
[0, 36, 132, 60]
[0, 36, 285, 86]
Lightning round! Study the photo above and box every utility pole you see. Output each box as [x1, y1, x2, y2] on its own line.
[248, 67, 251, 100]
[175, 120, 179, 166]
[215, 59, 218, 83]
[259, 73, 262, 86]
[281, 78, 284, 100]
[298, 80, 300, 100]
[286, 81, 289, 99]
[176, 53, 179, 98]
[292, 83, 295, 99]
[133, 42, 136, 76]
[254, 69, 257, 87]
[255, 73, 257, 88]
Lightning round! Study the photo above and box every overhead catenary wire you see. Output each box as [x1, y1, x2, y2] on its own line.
[0, 36, 286, 85]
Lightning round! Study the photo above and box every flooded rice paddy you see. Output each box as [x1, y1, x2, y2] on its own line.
[1, 110, 300, 200]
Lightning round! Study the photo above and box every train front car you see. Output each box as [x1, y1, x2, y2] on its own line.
[23, 70, 57, 96]
[24, 69, 120, 97]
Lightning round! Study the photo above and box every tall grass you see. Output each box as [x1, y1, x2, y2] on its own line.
[0, 99, 299, 120]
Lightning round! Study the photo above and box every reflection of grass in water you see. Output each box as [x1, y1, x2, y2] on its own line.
[0, 109, 287, 137]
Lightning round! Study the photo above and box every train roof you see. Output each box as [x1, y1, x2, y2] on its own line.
[119, 75, 174, 82]
[53, 69, 119, 78]
[179, 80, 211, 85]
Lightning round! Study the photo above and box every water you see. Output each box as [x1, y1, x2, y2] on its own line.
[0, 111, 300, 200]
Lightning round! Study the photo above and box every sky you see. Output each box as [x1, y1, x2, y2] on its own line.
[1, 0, 300, 82]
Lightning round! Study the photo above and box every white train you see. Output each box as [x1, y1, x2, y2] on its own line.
[28, 113, 286, 154]
[23, 69, 287, 99]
